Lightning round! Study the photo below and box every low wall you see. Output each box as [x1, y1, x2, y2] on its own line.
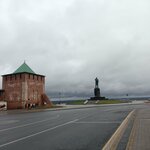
[7, 100, 41, 109]
[7, 101, 24, 109]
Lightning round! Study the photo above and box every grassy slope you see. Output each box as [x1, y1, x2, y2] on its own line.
[67, 99, 126, 105]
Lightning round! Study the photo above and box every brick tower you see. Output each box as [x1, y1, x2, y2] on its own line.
[0, 62, 52, 109]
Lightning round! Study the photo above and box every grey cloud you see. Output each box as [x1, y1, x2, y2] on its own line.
[0, 0, 150, 97]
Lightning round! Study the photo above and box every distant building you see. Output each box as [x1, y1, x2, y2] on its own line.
[0, 62, 52, 109]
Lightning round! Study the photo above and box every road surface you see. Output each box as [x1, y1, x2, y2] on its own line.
[0, 104, 148, 150]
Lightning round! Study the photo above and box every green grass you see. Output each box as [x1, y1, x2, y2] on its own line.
[96, 99, 126, 104]
[66, 99, 126, 105]
[67, 100, 85, 105]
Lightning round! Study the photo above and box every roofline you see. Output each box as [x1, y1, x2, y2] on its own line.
[2, 72, 45, 77]
[13, 62, 35, 74]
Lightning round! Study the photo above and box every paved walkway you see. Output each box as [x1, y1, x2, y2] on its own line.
[126, 107, 150, 150]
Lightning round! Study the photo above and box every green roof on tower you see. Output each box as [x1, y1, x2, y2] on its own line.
[13, 62, 35, 74]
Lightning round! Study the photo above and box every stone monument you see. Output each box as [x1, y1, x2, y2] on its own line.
[94, 77, 100, 97]
[90, 77, 105, 100]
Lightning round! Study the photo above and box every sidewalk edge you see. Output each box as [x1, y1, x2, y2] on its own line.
[102, 109, 135, 150]
[126, 110, 139, 150]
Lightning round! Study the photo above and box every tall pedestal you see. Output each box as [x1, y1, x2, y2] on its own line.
[90, 77, 106, 100]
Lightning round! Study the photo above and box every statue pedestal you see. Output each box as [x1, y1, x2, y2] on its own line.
[90, 96, 106, 100]
[89, 77, 107, 101]
[94, 87, 100, 97]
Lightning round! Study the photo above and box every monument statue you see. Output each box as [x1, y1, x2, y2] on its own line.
[90, 77, 106, 100]
[94, 77, 100, 97]
[95, 77, 99, 88]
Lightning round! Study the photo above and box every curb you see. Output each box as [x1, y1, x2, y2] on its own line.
[0, 102, 142, 114]
[102, 109, 135, 150]
[126, 110, 139, 150]
[43, 102, 143, 112]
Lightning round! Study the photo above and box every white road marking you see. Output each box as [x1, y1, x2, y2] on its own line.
[74, 121, 121, 124]
[0, 115, 60, 132]
[0, 108, 121, 133]
[0, 119, 79, 148]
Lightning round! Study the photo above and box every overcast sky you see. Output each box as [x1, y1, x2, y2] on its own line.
[1, 0, 150, 98]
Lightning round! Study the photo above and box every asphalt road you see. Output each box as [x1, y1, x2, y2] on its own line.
[0, 104, 148, 150]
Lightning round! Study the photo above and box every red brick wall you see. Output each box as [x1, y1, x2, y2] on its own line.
[3, 74, 22, 102]
[7, 101, 23, 109]
[2, 73, 45, 109]
[25, 74, 45, 106]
